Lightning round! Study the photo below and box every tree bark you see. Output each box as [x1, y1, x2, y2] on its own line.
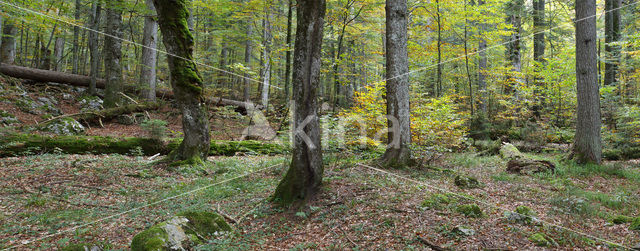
[54, 37, 65, 71]
[153, 0, 211, 165]
[104, 1, 124, 108]
[88, 0, 102, 95]
[260, 10, 272, 109]
[284, 0, 293, 102]
[533, 0, 545, 62]
[272, 0, 326, 205]
[572, 0, 602, 164]
[0, 19, 17, 64]
[604, 0, 621, 87]
[477, 0, 488, 113]
[381, 0, 412, 167]
[72, 0, 81, 74]
[505, 0, 523, 93]
[140, 0, 159, 101]
[243, 21, 253, 102]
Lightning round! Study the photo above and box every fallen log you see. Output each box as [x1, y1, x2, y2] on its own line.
[0, 133, 288, 157]
[0, 63, 255, 110]
[506, 159, 555, 175]
[40, 102, 160, 125]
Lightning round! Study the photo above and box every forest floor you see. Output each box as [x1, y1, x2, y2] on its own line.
[1, 151, 639, 250]
[1, 78, 639, 250]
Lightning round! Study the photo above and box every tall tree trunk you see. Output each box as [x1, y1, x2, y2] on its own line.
[153, 0, 211, 165]
[477, 0, 488, 114]
[284, 0, 293, 103]
[272, 0, 326, 205]
[436, 0, 442, 97]
[464, 0, 473, 115]
[572, 0, 602, 164]
[88, 0, 101, 95]
[140, 0, 159, 101]
[1, 19, 17, 64]
[505, 0, 523, 93]
[103, 1, 124, 108]
[243, 22, 252, 102]
[332, 25, 346, 109]
[260, 8, 272, 109]
[604, 0, 621, 87]
[54, 37, 65, 71]
[217, 41, 229, 89]
[72, 0, 81, 74]
[533, 0, 545, 62]
[381, 0, 411, 167]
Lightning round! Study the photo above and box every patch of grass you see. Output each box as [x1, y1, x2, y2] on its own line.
[554, 161, 640, 181]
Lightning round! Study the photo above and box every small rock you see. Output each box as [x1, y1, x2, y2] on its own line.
[505, 205, 538, 225]
[0, 111, 20, 125]
[454, 175, 481, 189]
[452, 225, 475, 236]
[60, 243, 104, 251]
[37, 96, 58, 105]
[130, 211, 232, 251]
[506, 159, 555, 175]
[117, 114, 136, 125]
[62, 93, 74, 100]
[79, 96, 103, 111]
[41, 117, 85, 135]
[456, 204, 483, 218]
[499, 143, 523, 160]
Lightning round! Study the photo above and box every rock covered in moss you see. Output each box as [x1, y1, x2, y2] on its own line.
[456, 204, 483, 218]
[499, 143, 523, 160]
[505, 205, 538, 225]
[131, 211, 232, 251]
[420, 193, 454, 210]
[0, 111, 20, 125]
[40, 117, 85, 135]
[78, 96, 103, 111]
[454, 175, 481, 189]
[528, 233, 554, 247]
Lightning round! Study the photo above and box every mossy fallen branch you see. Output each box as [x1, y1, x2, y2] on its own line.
[0, 133, 287, 157]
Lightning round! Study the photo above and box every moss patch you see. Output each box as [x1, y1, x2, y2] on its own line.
[454, 175, 481, 189]
[610, 215, 633, 225]
[177, 211, 233, 237]
[456, 204, 484, 218]
[0, 133, 287, 157]
[528, 233, 551, 246]
[631, 217, 640, 231]
[130, 223, 169, 251]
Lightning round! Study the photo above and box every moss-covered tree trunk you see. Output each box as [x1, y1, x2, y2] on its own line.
[272, 0, 326, 205]
[153, 0, 210, 165]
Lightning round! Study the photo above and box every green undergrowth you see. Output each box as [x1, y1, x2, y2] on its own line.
[0, 154, 287, 249]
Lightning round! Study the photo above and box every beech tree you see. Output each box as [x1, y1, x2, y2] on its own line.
[0, 18, 17, 64]
[140, 0, 159, 101]
[103, 0, 124, 108]
[380, 0, 412, 167]
[604, 0, 621, 87]
[272, 0, 326, 204]
[572, 0, 602, 164]
[153, 0, 211, 165]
